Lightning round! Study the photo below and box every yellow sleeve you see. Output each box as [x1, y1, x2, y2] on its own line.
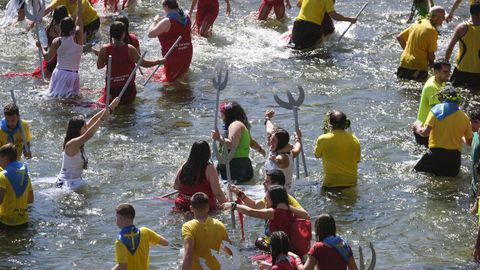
[424, 111, 435, 128]
[182, 222, 193, 240]
[399, 26, 411, 42]
[314, 136, 323, 158]
[142, 227, 163, 245]
[0, 174, 6, 190]
[288, 195, 303, 209]
[325, 0, 335, 12]
[115, 239, 128, 264]
[426, 29, 438, 53]
[22, 121, 32, 142]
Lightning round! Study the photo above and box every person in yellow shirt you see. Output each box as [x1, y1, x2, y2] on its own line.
[288, 0, 357, 50]
[44, 0, 100, 41]
[0, 143, 33, 228]
[182, 192, 231, 270]
[314, 110, 360, 188]
[445, 4, 480, 91]
[396, 6, 445, 81]
[0, 103, 32, 161]
[413, 86, 473, 177]
[113, 203, 169, 270]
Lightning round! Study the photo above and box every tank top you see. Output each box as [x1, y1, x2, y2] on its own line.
[176, 167, 216, 210]
[105, 43, 135, 88]
[57, 36, 83, 71]
[265, 150, 294, 188]
[57, 151, 86, 180]
[457, 22, 480, 74]
[233, 128, 250, 158]
[268, 208, 295, 236]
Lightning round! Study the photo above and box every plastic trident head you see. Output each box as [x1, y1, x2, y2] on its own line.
[212, 62, 229, 91]
[25, 0, 46, 22]
[274, 86, 305, 110]
[359, 242, 376, 270]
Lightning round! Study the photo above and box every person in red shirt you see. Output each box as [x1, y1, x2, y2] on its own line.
[302, 214, 358, 270]
[147, 0, 193, 83]
[173, 140, 227, 212]
[188, 0, 230, 37]
[114, 15, 140, 52]
[96, 21, 164, 105]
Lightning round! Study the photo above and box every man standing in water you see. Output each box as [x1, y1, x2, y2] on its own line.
[0, 103, 32, 161]
[0, 144, 33, 228]
[182, 192, 231, 270]
[113, 203, 169, 270]
[397, 6, 446, 81]
[314, 110, 361, 187]
[288, 0, 357, 50]
[445, 3, 480, 91]
[412, 60, 451, 146]
[413, 86, 473, 177]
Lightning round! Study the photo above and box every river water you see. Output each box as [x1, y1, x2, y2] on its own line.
[0, 0, 478, 269]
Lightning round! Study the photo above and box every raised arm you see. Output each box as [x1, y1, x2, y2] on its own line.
[445, 23, 467, 61]
[75, 0, 84, 45]
[446, 0, 462, 23]
[148, 16, 171, 38]
[189, 0, 198, 18]
[36, 37, 60, 62]
[291, 129, 302, 158]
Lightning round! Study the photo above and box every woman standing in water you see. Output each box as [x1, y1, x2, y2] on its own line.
[147, 0, 193, 83]
[37, 0, 83, 98]
[56, 98, 120, 190]
[173, 141, 227, 212]
[212, 101, 266, 183]
[188, 0, 230, 37]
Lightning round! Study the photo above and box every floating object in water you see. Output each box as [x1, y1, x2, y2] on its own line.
[174, 120, 191, 127]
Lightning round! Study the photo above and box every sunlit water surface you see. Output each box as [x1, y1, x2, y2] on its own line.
[0, 0, 479, 269]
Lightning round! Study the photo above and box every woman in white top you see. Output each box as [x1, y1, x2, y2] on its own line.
[264, 109, 302, 190]
[57, 97, 120, 190]
[36, 0, 83, 98]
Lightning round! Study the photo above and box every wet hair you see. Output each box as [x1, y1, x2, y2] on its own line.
[270, 231, 290, 265]
[267, 185, 289, 209]
[329, 110, 350, 130]
[114, 15, 133, 45]
[266, 169, 286, 186]
[432, 60, 451, 71]
[190, 192, 209, 209]
[272, 127, 289, 152]
[110, 21, 126, 44]
[60, 17, 75, 36]
[4, 103, 19, 116]
[63, 116, 88, 169]
[0, 143, 17, 163]
[471, 3, 480, 16]
[162, 0, 179, 9]
[178, 141, 210, 186]
[116, 203, 135, 220]
[469, 109, 480, 121]
[315, 214, 336, 241]
[220, 101, 251, 129]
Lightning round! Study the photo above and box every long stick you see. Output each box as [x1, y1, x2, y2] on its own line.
[293, 107, 308, 178]
[226, 161, 236, 230]
[143, 35, 182, 86]
[160, 190, 179, 198]
[10, 90, 30, 156]
[116, 51, 147, 100]
[337, 1, 369, 42]
[34, 26, 44, 81]
[106, 55, 112, 105]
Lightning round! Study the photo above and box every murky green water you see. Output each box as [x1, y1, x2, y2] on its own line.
[0, 0, 479, 268]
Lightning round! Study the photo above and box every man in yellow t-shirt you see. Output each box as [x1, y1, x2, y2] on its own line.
[0, 144, 33, 228]
[413, 86, 473, 177]
[0, 103, 32, 161]
[182, 192, 231, 270]
[113, 203, 169, 270]
[314, 110, 361, 187]
[289, 0, 357, 50]
[396, 6, 445, 81]
[445, 4, 480, 91]
[44, 0, 100, 40]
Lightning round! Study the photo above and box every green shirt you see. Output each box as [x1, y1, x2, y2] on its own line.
[416, 76, 443, 123]
[233, 129, 250, 158]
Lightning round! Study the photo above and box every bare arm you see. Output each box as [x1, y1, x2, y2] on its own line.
[189, 0, 198, 17]
[207, 164, 227, 204]
[182, 238, 194, 270]
[328, 11, 356, 23]
[75, 0, 84, 45]
[112, 263, 127, 270]
[128, 45, 164, 67]
[229, 185, 262, 208]
[173, 163, 184, 190]
[347, 255, 358, 270]
[291, 129, 302, 158]
[37, 38, 60, 62]
[290, 206, 310, 220]
[148, 16, 171, 38]
[225, 0, 231, 15]
[157, 235, 169, 246]
[97, 46, 107, 69]
[445, 23, 467, 61]
[227, 203, 274, 219]
[428, 51, 435, 67]
[446, 0, 462, 23]
[250, 137, 266, 157]
[302, 255, 317, 270]
[427, 0, 434, 8]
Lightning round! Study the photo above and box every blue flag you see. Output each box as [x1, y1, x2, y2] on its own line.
[1, 118, 21, 143]
[3, 161, 29, 198]
[118, 225, 141, 255]
[431, 102, 459, 121]
[323, 236, 352, 262]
